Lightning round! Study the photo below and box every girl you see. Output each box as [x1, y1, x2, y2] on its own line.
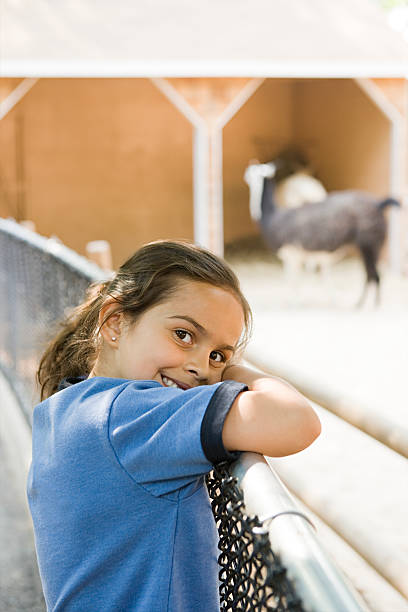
[28, 240, 320, 612]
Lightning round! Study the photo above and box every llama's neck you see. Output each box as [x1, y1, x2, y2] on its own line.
[261, 177, 276, 221]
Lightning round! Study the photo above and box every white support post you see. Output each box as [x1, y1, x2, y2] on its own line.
[213, 77, 265, 256]
[193, 126, 224, 254]
[193, 125, 210, 248]
[209, 128, 224, 255]
[356, 78, 403, 272]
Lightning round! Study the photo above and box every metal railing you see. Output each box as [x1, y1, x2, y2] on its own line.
[0, 218, 369, 610]
[228, 453, 369, 611]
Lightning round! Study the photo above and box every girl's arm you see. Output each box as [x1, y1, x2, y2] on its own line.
[222, 364, 321, 457]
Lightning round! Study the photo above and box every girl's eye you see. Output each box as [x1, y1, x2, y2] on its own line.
[210, 350, 226, 364]
[174, 329, 193, 344]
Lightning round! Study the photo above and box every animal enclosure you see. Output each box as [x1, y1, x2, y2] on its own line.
[0, 77, 405, 266]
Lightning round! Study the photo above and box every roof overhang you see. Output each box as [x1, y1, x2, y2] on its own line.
[2, 60, 408, 80]
[1, 0, 407, 79]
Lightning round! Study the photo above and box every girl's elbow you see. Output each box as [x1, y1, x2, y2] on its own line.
[305, 411, 321, 447]
[274, 404, 321, 457]
[299, 406, 321, 451]
[271, 413, 320, 458]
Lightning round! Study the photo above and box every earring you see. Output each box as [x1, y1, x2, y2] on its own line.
[111, 337, 117, 342]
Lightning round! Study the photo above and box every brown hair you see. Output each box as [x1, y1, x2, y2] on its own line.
[37, 240, 252, 400]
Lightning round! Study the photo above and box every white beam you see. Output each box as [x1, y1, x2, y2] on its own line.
[0, 78, 38, 120]
[217, 78, 265, 128]
[355, 78, 402, 126]
[150, 77, 204, 128]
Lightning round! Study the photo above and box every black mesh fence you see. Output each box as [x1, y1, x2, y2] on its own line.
[0, 219, 106, 421]
[206, 463, 304, 611]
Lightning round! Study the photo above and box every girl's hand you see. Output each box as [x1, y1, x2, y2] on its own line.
[222, 363, 271, 388]
[221, 364, 321, 457]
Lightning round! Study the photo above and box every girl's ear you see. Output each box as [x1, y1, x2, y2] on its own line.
[98, 301, 123, 347]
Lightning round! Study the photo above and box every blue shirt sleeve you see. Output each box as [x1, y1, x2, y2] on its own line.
[109, 380, 247, 497]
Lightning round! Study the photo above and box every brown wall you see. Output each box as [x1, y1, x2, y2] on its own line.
[293, 79, 390, 195]
[0, 78, 193, 268]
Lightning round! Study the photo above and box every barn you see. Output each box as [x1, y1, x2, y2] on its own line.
[1, 0, 407, 267]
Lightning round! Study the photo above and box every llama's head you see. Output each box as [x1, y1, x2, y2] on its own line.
[244, 162, 276, 222]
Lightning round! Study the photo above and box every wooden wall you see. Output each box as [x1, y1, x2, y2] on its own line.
[223, 79, 295, 244]
[0, 78, 193, 268]
[293, 79, 391, 195]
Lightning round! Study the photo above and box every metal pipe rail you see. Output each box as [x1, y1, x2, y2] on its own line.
[231, 452, 369, 612]
[0, 217, 106, 280]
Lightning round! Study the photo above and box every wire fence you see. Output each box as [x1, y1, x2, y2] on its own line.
[206, 462, 303, 611]
[0, 219, 368, 611]
[0, 218, 105, 421]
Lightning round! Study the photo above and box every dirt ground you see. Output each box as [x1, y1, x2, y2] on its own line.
[225, 239, 408, 311]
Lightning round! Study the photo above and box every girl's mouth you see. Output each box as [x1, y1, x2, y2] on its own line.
[161, 374, 190, 390]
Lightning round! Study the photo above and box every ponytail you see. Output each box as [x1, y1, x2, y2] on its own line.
[37, 280, 110, 400]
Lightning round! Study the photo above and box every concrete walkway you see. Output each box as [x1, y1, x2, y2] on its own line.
[0, 372, 45, 611]
[230, 254, 408, 609]
[0, 439, 45, 611]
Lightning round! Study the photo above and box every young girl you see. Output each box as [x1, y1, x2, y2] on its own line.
[28, 240, 320, 612]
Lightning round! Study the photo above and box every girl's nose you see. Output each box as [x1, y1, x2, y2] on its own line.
[184, 351, 209, 382]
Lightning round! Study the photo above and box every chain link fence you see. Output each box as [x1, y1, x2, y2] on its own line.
[0, 219, 106, 421]
[206, 463, 303, 611]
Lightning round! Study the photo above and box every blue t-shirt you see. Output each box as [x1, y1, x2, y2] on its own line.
[27, 377, 246, 611]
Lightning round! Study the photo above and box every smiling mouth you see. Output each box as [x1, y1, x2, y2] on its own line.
[161, 374, 191, 390]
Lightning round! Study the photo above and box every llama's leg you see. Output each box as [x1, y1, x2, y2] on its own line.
[375, 279, 381, 306]
[315, 254, 335, 306]
[358, 245, 381, 308]
[278, 247, 303, 303]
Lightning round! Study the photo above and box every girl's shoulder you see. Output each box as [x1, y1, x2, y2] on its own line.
[38, 377, 164, 413]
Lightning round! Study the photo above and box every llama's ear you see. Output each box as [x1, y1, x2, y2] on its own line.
[265, 162, 277, 178]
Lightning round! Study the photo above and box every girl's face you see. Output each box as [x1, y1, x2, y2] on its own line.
[104, 281, 245, 388]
